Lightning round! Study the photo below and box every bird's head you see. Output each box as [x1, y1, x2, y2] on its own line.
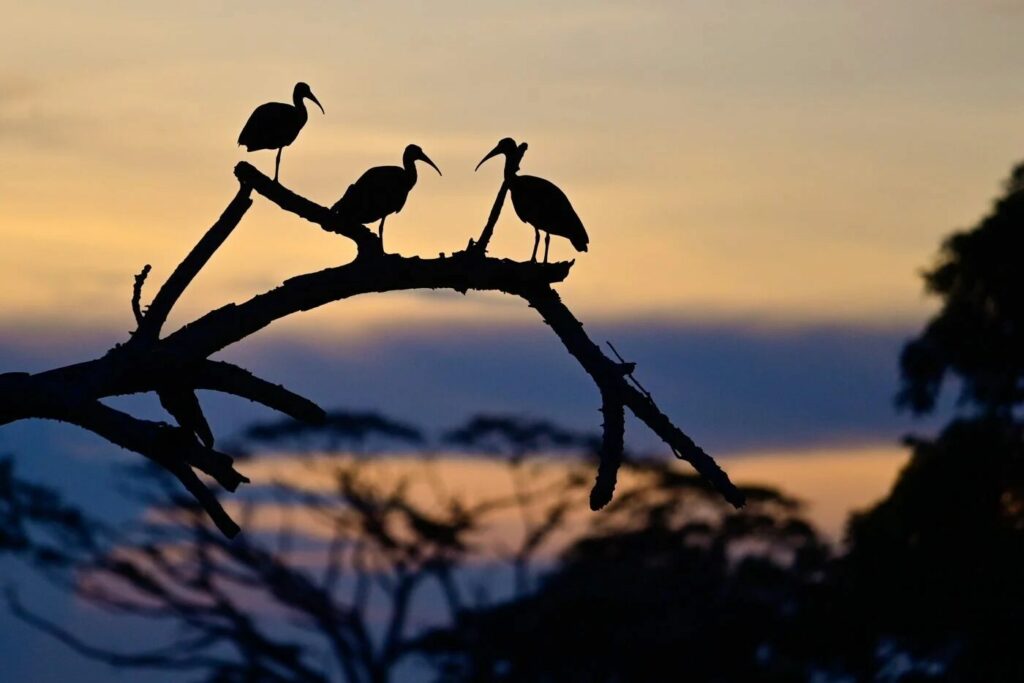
[294, 82, 325, 114]
[475, 137, 520, 172]
[405, 144, 442, 176]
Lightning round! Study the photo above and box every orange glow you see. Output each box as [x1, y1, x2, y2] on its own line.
[3, 2, 1022, 336]
[216, 444, 906, 550]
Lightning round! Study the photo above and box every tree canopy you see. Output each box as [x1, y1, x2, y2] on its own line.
[898, 164, 1024, 415]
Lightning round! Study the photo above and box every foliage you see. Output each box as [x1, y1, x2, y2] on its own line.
[419, 462, 829, 682]
[0, 414, 805, 683]
[898, 164, 1024, 415]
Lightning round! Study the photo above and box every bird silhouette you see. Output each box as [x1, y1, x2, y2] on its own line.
[330, 144, 442, 252]
[238, 82, 324, 182]
[158, 386, 214, 448]
[476, 138, 589, 263]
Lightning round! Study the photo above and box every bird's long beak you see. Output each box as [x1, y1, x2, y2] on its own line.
[309, 92, 325, 114]
[419, 151, 442, 176]
[475, 145, 503, 172]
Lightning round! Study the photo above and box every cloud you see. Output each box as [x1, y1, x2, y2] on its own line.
[1, 314, 945, 458]
[209, 317, 933, 454]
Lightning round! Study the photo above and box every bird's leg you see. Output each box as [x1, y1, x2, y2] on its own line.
[531, 228, 540, 262]
[378, 217, 386, 252]
[274, 148, 282, 182]
[544, 232, 551, 264]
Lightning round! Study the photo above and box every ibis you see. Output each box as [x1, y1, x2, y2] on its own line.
[330, 144, 442, 252]
[476, 137, 589, 263]
[238, 82, 324, 182]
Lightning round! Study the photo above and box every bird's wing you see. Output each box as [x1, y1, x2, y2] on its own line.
[237, 102, 292, 149]
[330, 183, 358, 213]
[332, 167, 409, 223]
[514, 175, 589, 250]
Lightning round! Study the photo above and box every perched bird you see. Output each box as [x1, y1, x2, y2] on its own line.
[476, 138, 589, 263]
[238, 82, 324, 182]
[331, 144, 442, 251]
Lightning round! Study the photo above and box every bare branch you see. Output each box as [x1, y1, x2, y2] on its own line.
[467, 180, 510, 256]
[163, 460, 241, 538]
[64, 401, 246, 491]
[162, 253, 572, 361]
[234, 161, 381, 254]
[0, 160, 743, 536]
[192, 360, 326, 425]
[131, 264, 152, 327]
[590, 392, 625, 510]
[134, 185, 253, 344]
[6, 589, 227, 671]
[45, 400, 246, 536]
[524, 285, 745, 508]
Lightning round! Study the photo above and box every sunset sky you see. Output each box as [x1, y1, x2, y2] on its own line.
[1, 4, 1021, 677]
[2, 0, 1019, 517]
[2, 0, 1021, 335]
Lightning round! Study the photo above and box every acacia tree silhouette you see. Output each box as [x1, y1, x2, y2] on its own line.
[1, 412, 812, 683]
[0, 156, 743, 536]
[1, 412, 596, 683]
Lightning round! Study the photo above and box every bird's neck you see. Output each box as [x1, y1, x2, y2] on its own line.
[403, 156, 418, 182]
[503, 156, 520, 181]
[292, 93, 309, 118]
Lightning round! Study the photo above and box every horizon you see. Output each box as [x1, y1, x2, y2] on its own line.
[2, 2, 1021, 681]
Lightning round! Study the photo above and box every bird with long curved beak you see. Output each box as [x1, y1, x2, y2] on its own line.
[475, 136, 527, 174]
[238, 82, 324, 182]
[330, 144, 442, 252]
[476, 138, 589, 263]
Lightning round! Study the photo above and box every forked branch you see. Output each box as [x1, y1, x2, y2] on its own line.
[0, 161, 743, 536]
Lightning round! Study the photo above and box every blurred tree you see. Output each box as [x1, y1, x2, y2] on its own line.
[233, 410, 425, 456]
[837, 418, 1024, 681]
[0, 455, 96, 566]
[2, 413, 593, 683]
[897, 163, 1024, 416]
[10, 163, 1024, 683]
[417, 462, 830, 683]
[3, 414, 822, 683]
[834, 162, 1024, 681]
[443, 415, 599, 460]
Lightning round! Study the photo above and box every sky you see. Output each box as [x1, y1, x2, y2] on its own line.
[0, 2, 1021, 678]
[2, 0, 1022, 334]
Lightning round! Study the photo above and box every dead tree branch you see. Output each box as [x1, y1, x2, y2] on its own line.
[135, 186, 253, 344]
[131, 264, 152, 326]
[0, 161, 743, 536]
[591, 391, 625, 510]
[467, 179, 510, 256]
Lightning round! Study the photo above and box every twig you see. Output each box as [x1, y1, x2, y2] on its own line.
[234, 162, 381, 254]
[606, 341, 652, 401]
[191, 361, 326, 425]
[591, 391, 625, 510]
[468, 179, 510, 256]
[134, 186, 253, 344]
[606, 340, 711, 471]
[131, 264, 152, 327]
